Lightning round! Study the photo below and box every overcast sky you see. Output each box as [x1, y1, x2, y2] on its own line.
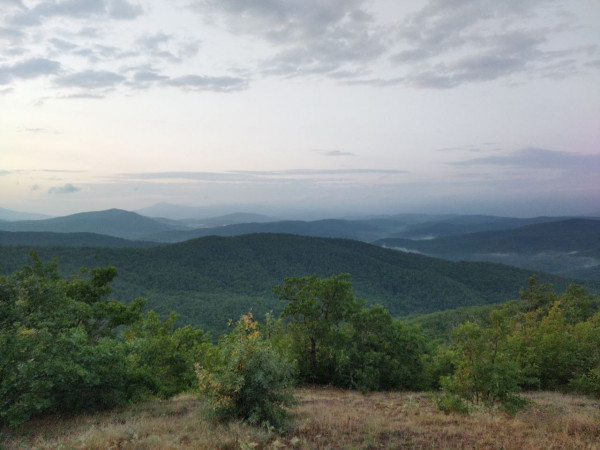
[1, 0, 599, 218]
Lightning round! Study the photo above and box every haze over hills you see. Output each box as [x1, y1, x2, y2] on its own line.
[1, 206, 598, 281]
[0, 207, 52, 222]
[376, 218, 600, 280]
[1, 233, 587, 336]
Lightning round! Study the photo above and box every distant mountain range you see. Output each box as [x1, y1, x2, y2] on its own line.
[375, 218, 600, 280]
[1, 207, 598, 281]
[0, 207, 52, 221]
[0, 209, 182, 239]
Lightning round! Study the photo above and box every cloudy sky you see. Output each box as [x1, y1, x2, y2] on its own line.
[1, 0, 599, 218]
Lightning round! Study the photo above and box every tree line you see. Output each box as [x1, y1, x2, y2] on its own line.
[1, 254, 598, 429]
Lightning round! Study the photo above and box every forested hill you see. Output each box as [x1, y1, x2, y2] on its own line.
[374, 218, 600, 280]
[0, 233, 591, 335]
[0, 231, 159, 248]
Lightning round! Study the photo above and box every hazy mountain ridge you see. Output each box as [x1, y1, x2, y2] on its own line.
[0, 209, 179, 239]
[376, 218, 600, 280]
[0, 207, 586, 243]
[0, 207, 52, 221]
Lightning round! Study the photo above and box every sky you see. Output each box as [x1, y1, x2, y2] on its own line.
[1, 0, 599, 218]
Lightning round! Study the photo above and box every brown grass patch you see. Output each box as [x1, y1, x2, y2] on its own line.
[1, 389, 599, 449]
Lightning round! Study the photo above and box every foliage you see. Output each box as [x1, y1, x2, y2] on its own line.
[0, 252, 147, 428]
[439, 311, 526, 413]
[197, 313, 296, 429]
[276, 274, 427, 391]
[436, 280, 600, 415]
[0, 233, 580, 335]
[123, 311, 211, 399]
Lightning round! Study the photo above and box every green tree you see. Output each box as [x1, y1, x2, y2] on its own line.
[346, 305, 426, 391]
[439, 309, 524, 413]
[275, 274, 362, 384]
[275, 274, 428, 391]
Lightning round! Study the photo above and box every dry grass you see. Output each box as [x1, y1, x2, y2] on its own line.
[1, 389, 599, 449]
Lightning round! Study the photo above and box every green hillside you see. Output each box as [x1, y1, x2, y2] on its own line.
[0, 233, 589, 335]
[376, 218, 600, 280]
[143, 219, 388, 242]
[0, 231, 159, 248]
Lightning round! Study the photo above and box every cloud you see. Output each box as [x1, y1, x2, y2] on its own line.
[55, 70, 125, 89]
[316, 150, 355, 157]
[10, 0, 142, 26]
[49, 38, 78, 51]
[135, 32, 200, 64]
[0, 57, 61, 84]
[452, 148, 600, 175]
[48, 183, 80, 194]
[166, 75, 248, 92]
[119, 168, 407, 184]
[391, 0, 599, 88]
[0, 26, 25, 44]
[107, 0, 143, 20]
[192, 0, 387, 79]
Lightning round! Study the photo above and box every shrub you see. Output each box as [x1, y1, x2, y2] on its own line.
[437, 315, 526, 414]
[197, 313, 296, 429]
[0, 254, 147, 428]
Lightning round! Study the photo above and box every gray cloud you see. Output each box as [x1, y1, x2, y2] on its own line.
[49, 38, 78, 51]
[166, 74, 248, 92]
[393, 0, 598, 88]
[10, 0, 142, 26]
[55, 70, 125, 89]
[131, 70, 169, 87]
[48, 183, 80, 194]
[316, 150, 355, 157]
[0, 26, 25, 44]
[108, 0, 143, 20]
[0, 57, 60, 84]
[193, 0, 387, 79]
[119, 168, 407, 184]
[452, 148, 600, 174]
[135, 32, 200, 64]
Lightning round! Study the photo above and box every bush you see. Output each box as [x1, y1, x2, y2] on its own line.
[197, 313, 296, 429]
[437, 315, 526, 414]
[0, 254, 148, 428]
[432, 392, 470, 415]
[570, 366, 600, 398]
[123, 311, 211, 399]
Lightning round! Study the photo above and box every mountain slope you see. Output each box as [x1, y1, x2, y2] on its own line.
[375, 218, 600, 279]
[143, 219, 387, 242]
[0, 231, 159, 248]
[0, 209, 182, 239]
[0, 207, 51, 221]
[1, 233, 590, 335]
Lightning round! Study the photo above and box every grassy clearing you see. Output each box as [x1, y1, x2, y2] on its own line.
[1, 388, 599, 449]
